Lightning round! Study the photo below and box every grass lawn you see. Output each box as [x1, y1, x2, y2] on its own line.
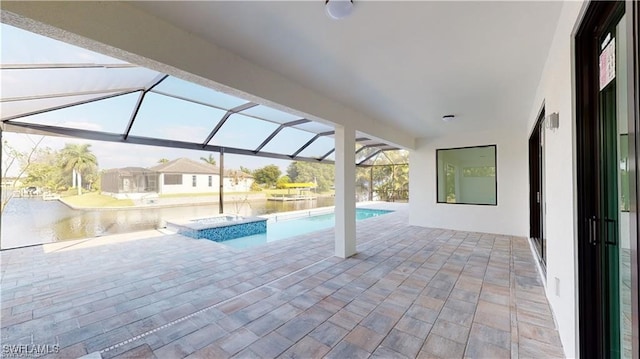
[62, 192, 134, 208]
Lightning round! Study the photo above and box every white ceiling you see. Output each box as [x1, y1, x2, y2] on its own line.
[131, 1, 563, 139]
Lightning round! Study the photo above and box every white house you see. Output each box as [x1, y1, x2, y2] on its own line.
[101, 159, 255, 198]
[223, 169, 254, 193]
[150, 158, 220, 195]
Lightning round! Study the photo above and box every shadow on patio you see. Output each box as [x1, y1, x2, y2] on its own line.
[0, 203, 564, 358]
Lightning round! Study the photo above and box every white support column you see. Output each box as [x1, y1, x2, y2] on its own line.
[334, 124, 356, 258]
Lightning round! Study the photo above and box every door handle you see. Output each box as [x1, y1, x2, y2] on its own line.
[588, 216, 598, 246]
[603, 218, 617, 246]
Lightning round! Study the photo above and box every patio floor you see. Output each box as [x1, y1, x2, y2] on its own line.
[0, 203, 565, 358]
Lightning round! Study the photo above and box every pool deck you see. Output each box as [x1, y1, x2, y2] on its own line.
[0, 202, 565, 358]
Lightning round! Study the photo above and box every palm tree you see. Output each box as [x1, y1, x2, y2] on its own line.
[158, 158, 169, 164]
[200, 154, 216, 166]
[59, 143, 98, 195]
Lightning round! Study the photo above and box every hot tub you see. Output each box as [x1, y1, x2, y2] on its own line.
[166, 215, 267, 242]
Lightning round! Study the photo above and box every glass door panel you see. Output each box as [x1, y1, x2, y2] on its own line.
[598, 12, 631, 358]
[614, 14, 633, 359]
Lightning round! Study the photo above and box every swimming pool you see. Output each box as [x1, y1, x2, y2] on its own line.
[218, 208, 393, 249]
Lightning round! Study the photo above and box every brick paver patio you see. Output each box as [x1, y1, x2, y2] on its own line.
[1, 203, 564, 358]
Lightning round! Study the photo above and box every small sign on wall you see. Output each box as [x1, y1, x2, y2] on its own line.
[599, 38, 615, 90]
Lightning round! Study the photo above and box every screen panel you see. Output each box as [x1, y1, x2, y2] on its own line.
[240, 105, 302, 125]
[151, 76, 248, 110]
[128, 92, 228, 143]
[12, 92, 141, 134]
[296, 136, 335, 159]
[209, 113, 280, 150]
[260, 127, 316, 155]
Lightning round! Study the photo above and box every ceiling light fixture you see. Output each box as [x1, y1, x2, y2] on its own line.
[442, 114, 456, 122]
[325, 0, 354, 20]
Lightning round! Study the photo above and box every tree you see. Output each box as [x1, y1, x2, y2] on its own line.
[356, 166, 373, 201]
[250, 182, 262, 192]
[59, 143, 98, 195]
[200, 154, 216, 166]
[84, 171, 101, 191]
[369, 151, 409, 201]
[240, 166, 253, 175]
[1, 136, 45, 214]
[252, 164, 281, 188]
[23, 148, 65, 191]
[287, 161, 334, 192]
[276, 175, 291, 189]
[158, 158, 169, 164]
[354, 150, 410, 202]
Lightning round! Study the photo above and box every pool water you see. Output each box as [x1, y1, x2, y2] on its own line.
[219, 208, 393, 249]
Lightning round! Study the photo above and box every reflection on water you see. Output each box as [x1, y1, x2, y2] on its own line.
[0, 197, 335, 249]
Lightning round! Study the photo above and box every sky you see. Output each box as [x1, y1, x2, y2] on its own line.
[1, 24, 338, 177]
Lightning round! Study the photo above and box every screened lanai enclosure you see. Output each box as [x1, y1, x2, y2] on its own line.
[0, 24, 408, 249]
[356, 151, 409, 202]
[101, 167, 159, 195]
[0, 24, 408, 169]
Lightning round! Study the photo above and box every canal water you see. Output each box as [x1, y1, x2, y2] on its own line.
[0, 197, 335, 249]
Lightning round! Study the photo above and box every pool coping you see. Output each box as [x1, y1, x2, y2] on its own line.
[165, 215, 267, 231]
[257, 201, 394, 223]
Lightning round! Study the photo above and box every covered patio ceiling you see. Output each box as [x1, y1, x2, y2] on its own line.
[0, 24, 407, 167]
[130, 1, 564, 138]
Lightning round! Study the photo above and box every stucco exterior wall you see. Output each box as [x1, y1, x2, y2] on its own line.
[409, 129, 528, 237]
[524, 2, 586, 357]
[159, 173, 220, 194]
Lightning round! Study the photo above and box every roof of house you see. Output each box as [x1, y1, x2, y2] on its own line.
[103, 167, 154, 175]
[224, 169, 253, 179]
[150, 158, 220, 175]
